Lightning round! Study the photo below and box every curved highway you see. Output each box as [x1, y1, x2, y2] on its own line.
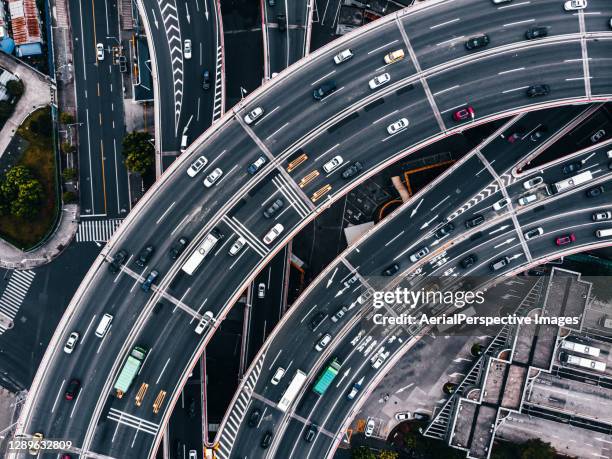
[13, 0, 612, 458]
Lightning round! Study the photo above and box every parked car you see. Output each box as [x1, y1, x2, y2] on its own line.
[409, 247, 429, 263]
[244, 107, 264, 125]
[555, 233, 576, 246]
[264, 198, 284, 218]
[315, 333, 332, 351]
[591, 129, 606, 143]
[333, 48, 353, 64]
[493, 197, 510, 211]
[465, 34, 490, 50]
[593, 210, 612, 221]
[368, 73, 391, 90]
[562, 161, 582, 174]
[525, 26, 548, 39]
[169, 236, 189, 260]
[465, 214, 485, 228]
[382, 263, 400, 276]
[564, 0, 587, 11]
[365, 418, 375, 437]
[341, 161, 363, 179]
[395, 412, 411, 421]
[523, 176, 543, 189]
[452, 106, 475, 122]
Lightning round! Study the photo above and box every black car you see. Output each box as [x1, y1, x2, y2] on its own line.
[460, 254, 477, 269]
[169, 236, 189, 260]
[434, 222, 455, 239]
[261, 431, 273, 449]
[526, 84, 550, 98]
[525, 27, 548, 39]
[202, 70, 211, 90]
[465, 34, 490, 50]
[562, 161, 582, 174]
[108, 249, 128, 273]
[277, 14, 286, 32]
[135, 245, 154, 267]
[264, 198, 284, 219]
[310, 312, 327, 330]
[465, 214, 485, 228]
[304, 424, 318, 442]
[382, 263, 400, 276]
[64, 378, 81, 400]
[248, 408, 261, 427]
[341, 161, 363, 179]
[313, 80, 337, 100]
[587, 185, 604, 198]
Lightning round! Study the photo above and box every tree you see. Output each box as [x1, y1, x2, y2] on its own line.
[6, 79, 24, 98]
[61, 142, 76, 155]
[352, 447, 376, 459]
[30, 115, 52, 137]
[62, 168, 77, 181]
[122, 131, 154, 174]
[0, 100, 13, 119]
[59, 111, 75, 125]
[1, 166, 44, 219]
[521, 439, 555, 459]
[62, 191, 77, 203]
[378, 451, 398, 459]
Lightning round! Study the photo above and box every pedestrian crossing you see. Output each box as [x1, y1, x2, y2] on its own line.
[212, 45, 224, 121]
[0, 270, 36, 334]
[76, 219, 123, 243]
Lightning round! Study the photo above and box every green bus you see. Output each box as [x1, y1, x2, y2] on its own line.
[313, 357, 342, 395]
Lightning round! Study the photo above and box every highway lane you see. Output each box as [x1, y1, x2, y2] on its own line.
[216, 106, 599, 457]
[71, 0, 130, 217]
[16, 1, 612, 456]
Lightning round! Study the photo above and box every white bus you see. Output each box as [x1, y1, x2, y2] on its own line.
[596, 228, 612, 238]
[552, 170, 592, 194]
[277, 370, 307, 412]
[561, 340, 600, 357]
[181, 230, 222, 275]
[566, 355, 606, 372]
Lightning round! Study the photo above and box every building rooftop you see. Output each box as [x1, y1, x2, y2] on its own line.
[8, 0, 42, 46]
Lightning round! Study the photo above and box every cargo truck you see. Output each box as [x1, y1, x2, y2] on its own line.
[113, 346, 148, 398]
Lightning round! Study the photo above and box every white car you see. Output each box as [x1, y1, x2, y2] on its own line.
[315, 333, 332, 351]
[365, 418, 375, 437]
[195, 311, 214, 334]
[189, 450, 197, 459]
[244, 107, 264, 125]
[492, 197, 510, 211]
[271, 367, 285, 385]
[333, 48, 353, 64]
[96, 43, 105, 61]
[184, 39, 192, 59]
[409, 246, 429, 263]
[395, 412, 411, 421]
[187, 155, 208, 177]
[593, 211, 612, 221]
[263, 223, 284, 245]
[228, 237, 246, 256]
[524, 227, 544, 240]
[63, 332, 80, 354]
[323, 155, 343, 173]
[387, 118, 409, 135]
[371, 350, 389, 369]
[257, 282, 266, 298]
[203, 168, 223, 187]
[591, 129, 606, 143]
[368, 73, 391, 90]
[517, 194, 537, 206]
[564, 0, 586, 11]
[523, 176, 543, 189]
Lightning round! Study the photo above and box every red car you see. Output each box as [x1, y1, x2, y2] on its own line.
[555, 233, 576, 246]
[453, 105, 475, 122]
[64, 379, 81, 401]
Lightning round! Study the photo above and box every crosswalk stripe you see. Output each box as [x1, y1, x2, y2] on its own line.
[76, 219, 123, 242]
[0, 270, 36, 333]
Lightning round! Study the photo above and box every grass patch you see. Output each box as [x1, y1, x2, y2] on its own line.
[0, 107, 58, 249]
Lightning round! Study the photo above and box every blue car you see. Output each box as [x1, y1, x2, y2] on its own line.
[141, 269, 159, 292]
[247, 156, 267, 175]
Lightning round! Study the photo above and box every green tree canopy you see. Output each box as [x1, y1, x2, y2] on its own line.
[521, 439, 555, 459]
[1, 166, 43, 219]
[61, 142, 76, 155]
[62, 191, 77, 204]
[6, 79, 24, 98]
[352, 446, 376, 459]
[59, 111, 75, 125]
[62, 168, 77, 181]
[122, 131, 154, 174]
[0, 100, 13, 119]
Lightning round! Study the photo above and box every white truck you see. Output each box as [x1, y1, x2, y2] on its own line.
[182, 229, 223, 275]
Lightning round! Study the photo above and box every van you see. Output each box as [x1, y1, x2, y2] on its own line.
[490, 257, 510, 272]
[595, 228, 612, 238]
[518, 194, 537, 206]
[180, 135, 188, 153]
[95, 314, 113, 338]
[195, 311, 214, 334]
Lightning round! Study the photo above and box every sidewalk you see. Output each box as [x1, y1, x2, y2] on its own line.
[0, 53, 52, 159]
[0, 204, 78, 269]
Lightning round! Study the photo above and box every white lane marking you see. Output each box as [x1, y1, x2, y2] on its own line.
[372, 109, 399, 125]
[503, 18, 535, 27]
[156, 358, 171, 384]
[433, 85, 459, 96]
[156, 201, 176, 224]
[436, 36, 464, 47]
[430, 18, 460, 29]
[367, 39, 399, 55]
[501, 86, 530, 94]
[310, 70, 336, 87]
[384, 230, 405, 247]
[51, 379, 66, 413]
[314, 143, 339, 162]
[498, 67, 525, 75]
